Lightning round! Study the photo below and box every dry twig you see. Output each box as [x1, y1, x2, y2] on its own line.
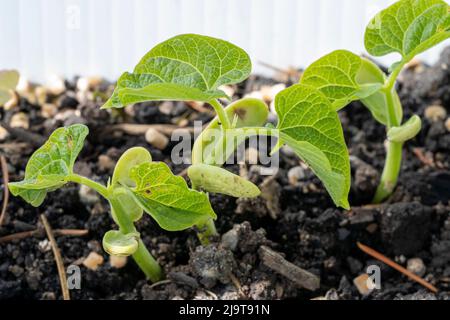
[0, 155, 9, 226]
[0, 228, 88, 244]
[107, 123, 195, 136]
[40, 215, 71, 300]
[357, 242, 438, 293]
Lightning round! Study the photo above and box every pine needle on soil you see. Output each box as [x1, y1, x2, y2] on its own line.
[40, 214, 71, 300]
[357, 242, 438, 293]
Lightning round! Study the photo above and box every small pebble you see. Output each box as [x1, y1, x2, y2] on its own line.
[0, 125, 9, 141]
[38, 239, 52, 253]
[41, 292, 56, 300]
[287, 166, 305, 186]
[82, 252, 104, 271]
[3, 91, 19, 110]
[98, 154, 115, 171]
[10, 112, 29, 129]
[221, 228, 239, 251]
[77, 76, 102, 92]
[445, 117, 450, 132]
[424, 105, 446, 122]
[218, 85, 235, 98]
[109, 255, 127, 269]
[280, 145, 295, 157]
[353, 273, 374, 296]
[407, 258, 426, 277]
[35, 86, 48, 105]
[46, 75, 65, 96]
[41, 103, 58, 118]
[245, 147, 259, 164]
[145, 128, 169, 150]
[158, 101, 174, 115]
[79, 184, 100, 205]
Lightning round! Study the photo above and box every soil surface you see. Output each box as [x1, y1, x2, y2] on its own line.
[1, 49, 450, 300]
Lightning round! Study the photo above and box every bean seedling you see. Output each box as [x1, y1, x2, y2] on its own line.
[9, 0, 445, 282]
[8, 125, 220, 281]
[298, 0, 450, 202]
[101, 33, 352, 239]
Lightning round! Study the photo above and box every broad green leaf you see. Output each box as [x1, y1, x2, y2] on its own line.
[365, 0, 450, 64]
[300, 50, 403, 125]
[275, 84, 350, 209]
[300, 50, 383, 110]
[103, 34, 251, 108]
[8, 124, 89, 206]
[387, 114, 422, 142]
[0, 70, 19, 105]
[192, 97, 269, 165]
[127, 162, 216, 231]
[103, 230, 139, 257]
[187, 164, 260, 198]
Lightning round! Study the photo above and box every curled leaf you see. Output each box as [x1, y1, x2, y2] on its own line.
[111, 147, 152, 187]
[388, 115, 422, 142]
[187, 164, 260, 198]
[192, 97, 268, 165]
[102, 230, 139, 256]
[8, 124, 88, 206]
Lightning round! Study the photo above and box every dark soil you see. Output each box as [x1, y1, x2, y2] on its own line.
[1, 49, 450, 300]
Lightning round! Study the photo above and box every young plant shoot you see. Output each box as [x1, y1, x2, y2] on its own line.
[101, 34, 352, 241]
[298, 0, 450, 202]
[8, 125, 217, 282]
[10, 0, 440, 281]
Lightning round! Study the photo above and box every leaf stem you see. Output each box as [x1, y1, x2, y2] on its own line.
[66, 174, 109, 198]
[209, 99, 231, 129]
[195, 218, 218, 245]
[66, 174, 163, 282]
[190, 182, 218, 245]
[109, 198, 163, 282]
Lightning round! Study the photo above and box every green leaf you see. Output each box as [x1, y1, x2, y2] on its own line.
[103, 34, 251, 108]
[387, 114, 422, 142]
[103, 230, 139, 257]
[187, 164, 260, 198]
[127, 162, 216, 231]
[299, 50, 403, 126]
[0, 70, 19, 105]
[275, 84, 350, 209]
[365, 0, 450, 62]
[192, 97, 269, 165]
[300, 50, 383, 110]
[8, 124, 89, 206]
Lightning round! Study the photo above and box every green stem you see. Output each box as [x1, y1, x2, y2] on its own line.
[66, 174, 162, 282]
[372, 140, 403, 203]
[372, 85, 403, 203]
[195, 218, 218, 245]
[209, 99, 231, 129]
[191, 182, 218, 245]
[66, 174, 109, 198]
[109, 198, 163, 282]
